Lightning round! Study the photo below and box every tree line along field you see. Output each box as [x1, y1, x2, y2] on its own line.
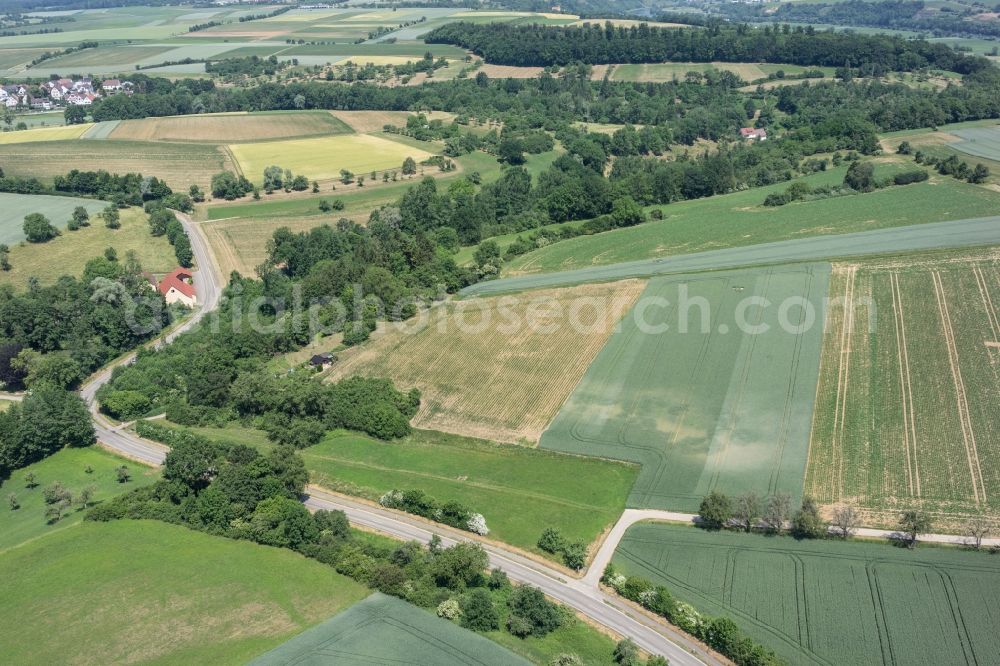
[0, 206, 177, 290]
[328, 280, 646, 445]
[539, 265, 830, 512]
[805, 251, 1000, 528]
[0, 192, 105, 245]
[502, 164, 1000, 277]
[609, 62, 837, 83]
[613, 522, 1000, 666]
[251, 593, 530, 666]
[153, 421, 637, 561]
[0, 520, 370, 665]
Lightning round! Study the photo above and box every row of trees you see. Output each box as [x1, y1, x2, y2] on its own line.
[425, 21, 990, 73]
[698, 490, 993, 549]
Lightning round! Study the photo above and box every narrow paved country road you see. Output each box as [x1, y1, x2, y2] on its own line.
[80, 211, 220, 465]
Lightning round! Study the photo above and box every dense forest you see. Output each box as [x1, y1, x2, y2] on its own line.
[424, 21, 990, 72]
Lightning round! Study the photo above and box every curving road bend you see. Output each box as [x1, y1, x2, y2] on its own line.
[81, 211, 220, 465]
[78, 212, 715, 666]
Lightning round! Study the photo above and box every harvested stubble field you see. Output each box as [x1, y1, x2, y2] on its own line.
[614, 522, 1000, 666]
[806, 252, 1000, 526]
[328, 109, 455, 133]
[329, 280, 646, 444]
[107, 111, 352, 143]
[540, 265, 830, 512]
[0, 124, 91, 144]
[0, 520, 369, 665]
[228, 133, 434, 184]
[251, 593, 529, 666]
[0, 139, 232, 190]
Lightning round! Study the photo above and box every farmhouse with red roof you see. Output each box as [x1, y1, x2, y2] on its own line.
[158, 268, 196, 307]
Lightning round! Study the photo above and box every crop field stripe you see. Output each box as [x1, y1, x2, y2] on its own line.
[834, 267, 857, 499]
[931, 270, 986, 505]
[972, 266, 1000, 341]
[890, 272, 920, 497]
[705, 270, 772, 494]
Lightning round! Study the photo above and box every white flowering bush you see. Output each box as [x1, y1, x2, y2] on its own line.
[673, 601, 704, 635]
[379, 490, 403, 508]
[437, 598, 462, 620]
[467, 513, 489, 535]
[638, 588, 657, 607]
[608, 573, 627, 591]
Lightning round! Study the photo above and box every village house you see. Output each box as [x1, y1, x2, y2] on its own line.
[739, 127, 768, 141]
[157, 268, 197, 307]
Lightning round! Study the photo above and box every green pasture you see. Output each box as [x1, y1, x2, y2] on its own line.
[0, 192, 106, 245]
[155, 422, 637, 557]
[540, 265, 829, 511]
[251, 593, 529, 666]
[614, 522, 1000, 666]
[502, 166, 1000, 277]
[0, 520, 369, 664]
[0, 446, 159, 552]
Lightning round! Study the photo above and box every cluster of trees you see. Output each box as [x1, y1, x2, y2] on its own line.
[763, 161, 929, 206]
[53, 170, 172, 207]
[210, 171, 254, 200]
[0, 385, 94, 478]
[425, 21, 990, 73]
[537, 527, 587, 570]
[262, 165, 310, 194]
[602, 562, 780, 666]
[206, 55, 294, 79]
[912, 150, 991, 184]
[379, 488, 489, 535]
[99, 280, 420, 444]
[0, 252, 169, 391]
[87, 428, 575, 646]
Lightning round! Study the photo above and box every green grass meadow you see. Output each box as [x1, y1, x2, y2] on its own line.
[0, 520, 370, 665]
[0, 446, 159, 552]
[540, 264, 830, 512]
[0, 192, 107, 245]
[614, 522, 1000, 666]
[504, 167, 1000, 276]
[155, 422, 637, 556]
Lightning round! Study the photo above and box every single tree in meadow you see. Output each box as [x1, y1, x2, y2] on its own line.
[23, 213, 59, 243]
[401, 156, 417, 176]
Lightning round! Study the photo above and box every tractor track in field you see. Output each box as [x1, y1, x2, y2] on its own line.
[890, 272, 921, 498]
[932, 270, 986, 505]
